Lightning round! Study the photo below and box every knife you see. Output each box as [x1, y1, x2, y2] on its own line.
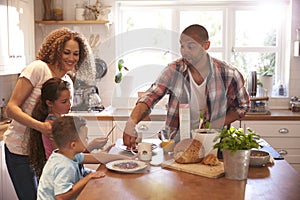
[105, 125, 116, 138]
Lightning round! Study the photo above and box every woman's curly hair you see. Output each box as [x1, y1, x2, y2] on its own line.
[36, 27, 88, 72]
[28, 77, 70, 180]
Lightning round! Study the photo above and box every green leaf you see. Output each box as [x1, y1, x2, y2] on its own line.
[118, 59, 124, 71]
[114, 72, 122, 83]
[213, 127, 261, 154]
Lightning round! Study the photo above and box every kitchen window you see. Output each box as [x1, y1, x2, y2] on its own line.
[116, 1, 291, 97]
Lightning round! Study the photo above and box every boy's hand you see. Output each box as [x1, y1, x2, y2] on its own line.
[103, 143, 115, 153]
[87, 171, 105, 180]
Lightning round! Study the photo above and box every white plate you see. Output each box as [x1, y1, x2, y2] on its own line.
[106, 159, 147, 173]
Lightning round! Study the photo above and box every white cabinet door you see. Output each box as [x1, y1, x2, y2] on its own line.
[86, 119, 112, 138]
[85, 119, 114, 151]
[1, 141, 18, 200]
[0, 141, 2, 200]
[0, 0, 9, 66]
[18, 0, 35, 65]
[0, 0, 34, 74]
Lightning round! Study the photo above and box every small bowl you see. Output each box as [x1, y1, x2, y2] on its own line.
[250, 150, 270, 167]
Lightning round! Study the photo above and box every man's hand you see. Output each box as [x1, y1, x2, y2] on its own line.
[123, 119, 138, 149]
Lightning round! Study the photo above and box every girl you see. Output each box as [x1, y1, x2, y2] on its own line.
[29, 77, 108, 180]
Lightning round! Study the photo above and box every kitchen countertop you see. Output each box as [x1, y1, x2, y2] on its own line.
[69, 107, 300, 121]
[77, 139, 300, 200]
[243, 109, 300, 120]
[2, 108, 299, 141]
[68, 106, 167, 121]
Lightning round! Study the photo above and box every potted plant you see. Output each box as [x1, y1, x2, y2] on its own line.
[257, 65, 273, 96]
[213, 127, 260, 180]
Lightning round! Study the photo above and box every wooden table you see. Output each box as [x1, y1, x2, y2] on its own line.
[78, 140, 300, 200]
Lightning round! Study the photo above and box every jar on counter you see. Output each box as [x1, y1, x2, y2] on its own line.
[291, 101, 300, 112]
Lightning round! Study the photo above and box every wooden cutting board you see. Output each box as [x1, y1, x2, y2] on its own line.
[161, 159, 224, 178]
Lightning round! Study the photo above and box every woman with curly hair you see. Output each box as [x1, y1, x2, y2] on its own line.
[3, 27, 90, 200]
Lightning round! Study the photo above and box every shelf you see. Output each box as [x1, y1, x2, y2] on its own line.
[35, 20, 109, 25]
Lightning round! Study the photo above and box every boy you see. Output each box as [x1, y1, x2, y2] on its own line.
[37, 116, 127, 200]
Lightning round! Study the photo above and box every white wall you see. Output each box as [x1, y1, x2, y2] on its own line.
[0, 74, 18, 106]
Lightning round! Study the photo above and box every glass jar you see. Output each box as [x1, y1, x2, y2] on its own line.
[75, 4, 85, 20]
[52, 0, 63, 20]
[291, 101, 300, 112]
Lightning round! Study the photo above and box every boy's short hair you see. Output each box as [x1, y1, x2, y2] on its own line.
[52, 116, 87, 148]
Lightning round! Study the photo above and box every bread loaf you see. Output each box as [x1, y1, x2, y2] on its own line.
[202, 153, 220, 166]
[174, 138, 205, 164]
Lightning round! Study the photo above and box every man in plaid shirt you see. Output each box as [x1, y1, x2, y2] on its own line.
[123, 24, 250, 149]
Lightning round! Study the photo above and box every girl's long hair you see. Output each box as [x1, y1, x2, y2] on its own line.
[29, 77, 70, 180]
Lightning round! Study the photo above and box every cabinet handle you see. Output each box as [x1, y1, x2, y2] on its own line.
[278, 149, 288, 156]
[137, 124, 148, 131]
[278, 128, 289, 134]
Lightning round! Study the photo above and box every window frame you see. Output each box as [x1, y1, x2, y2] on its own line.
[116, 1, 291, 97]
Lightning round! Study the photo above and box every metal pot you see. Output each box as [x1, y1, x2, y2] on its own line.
[223, 150, 251, 180]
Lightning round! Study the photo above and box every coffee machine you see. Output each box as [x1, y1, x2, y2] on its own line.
[72, 85, 104, 112]
[247, 71, 270, 114]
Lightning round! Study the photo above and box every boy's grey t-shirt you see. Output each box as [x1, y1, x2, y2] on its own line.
[37, 151, 84, 200]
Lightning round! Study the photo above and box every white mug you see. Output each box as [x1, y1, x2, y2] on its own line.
[132, 142, 152, 161]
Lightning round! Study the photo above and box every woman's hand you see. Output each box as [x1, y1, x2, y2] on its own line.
[41, 121, 53, 140]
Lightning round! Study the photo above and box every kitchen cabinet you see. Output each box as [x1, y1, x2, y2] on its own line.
[241, 120, 300, 173]
[84, 118, 114, 151]
[0, 0, 35, 75]
[1, 141, 18, 200]
[0, 141, 2, 199]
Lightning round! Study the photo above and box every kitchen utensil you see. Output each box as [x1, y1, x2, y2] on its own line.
[95, 58, 107, 79]
[247, 71, 257, 97]
[250, 96, 269, 101]
[89, 34, 95, 46]
[92, 34, 100, 49]
[249, 150, 270, 167]
[162, 159, 224, 178]
[106, 125, 116, 138]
